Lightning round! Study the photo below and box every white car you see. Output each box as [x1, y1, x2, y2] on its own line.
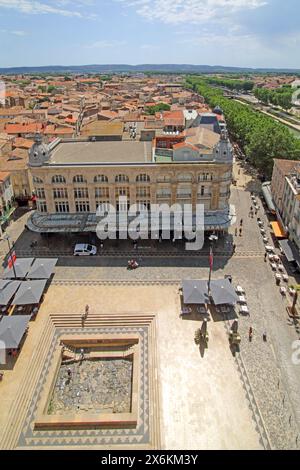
[74, 244, 97, 256]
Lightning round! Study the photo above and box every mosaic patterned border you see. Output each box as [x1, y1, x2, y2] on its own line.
[17, 325, 150, 449]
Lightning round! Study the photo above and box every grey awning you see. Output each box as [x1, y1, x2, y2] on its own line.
[261, 183, 276, 213]
[12, 280, 47, 306]
[0, 280, 21, 306]
[182, 280, 209, 304]
[0, 316, 31, 349]
[2, 258, 34, 279]
[27, 258, 58, 280]
[210, 279, 239, 305]
[279, 239, 300, 264]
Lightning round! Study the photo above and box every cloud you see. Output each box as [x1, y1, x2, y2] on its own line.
[118, 0, 267, 24]
[0, 0, 94, 18]
[140, 44, 159, 50]
[0, 28, 28, 36]
[86, 39, 127, 49]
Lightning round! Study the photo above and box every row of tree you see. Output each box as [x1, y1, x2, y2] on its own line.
[186, 77, 300, 177]
[253, 86, 294, 110]
[205, 76, 255, 92]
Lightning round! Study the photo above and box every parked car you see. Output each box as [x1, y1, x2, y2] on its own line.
[74, 244, 97, 256]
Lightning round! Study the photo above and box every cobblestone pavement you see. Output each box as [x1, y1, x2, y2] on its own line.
[50, 163, 300, 449]
[1, 163, 300, 449]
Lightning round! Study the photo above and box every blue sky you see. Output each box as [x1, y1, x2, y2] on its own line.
[0, 0, 299, 68]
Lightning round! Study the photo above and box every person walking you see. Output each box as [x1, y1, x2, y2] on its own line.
[263, 331, 267, 342]
[240, 219, 243, 226]
[239, 228, 242, 237]
[249, 327, 253, 342]
[264, 252, 267, 262]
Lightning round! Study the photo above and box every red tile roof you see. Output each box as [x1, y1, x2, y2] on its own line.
[5, 123, 44, 134]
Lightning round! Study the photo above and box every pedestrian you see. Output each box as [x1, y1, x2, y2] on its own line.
[232, 244, 236, 254]
[240, 219, 243, 226]
[263, 331, 267, 342]
[264, 252, 267, 262]
[80, 349, 84, 361]
[85, 304, 89, 317]
[239, 228, 242, 237]
[67, 368, 72, 378]
[235, 228, 238, 237]
[249, 327, 253, 342]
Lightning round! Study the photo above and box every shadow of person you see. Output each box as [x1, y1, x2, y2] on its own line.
[199, 339, 206, 358]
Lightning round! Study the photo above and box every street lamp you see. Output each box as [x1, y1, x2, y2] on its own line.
[4, 234, 17, 279]
[208, 234, 218, 294]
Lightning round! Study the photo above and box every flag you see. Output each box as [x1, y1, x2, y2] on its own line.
[8, 251, 17, 269]
[209, 246, 214, 271]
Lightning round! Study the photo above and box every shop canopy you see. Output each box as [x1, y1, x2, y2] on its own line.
[27, 259, 58, 280]
[182, 280, 210, 304]
[12, 280, 47, 306]
[2, 258, 34, 280]
[0, 280, 21, 306]
[279, 239, 300, 266]
[210, 279, 239, 306]
[261, 183, 276, 213]
[271, 221, 287, 239]
[0, 316, 31, 349]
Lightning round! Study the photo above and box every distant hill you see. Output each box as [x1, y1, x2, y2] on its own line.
[0, 64, 300, 75]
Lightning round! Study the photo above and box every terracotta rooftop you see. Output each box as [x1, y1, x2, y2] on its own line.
[0, 171, 11, 182]
[273, 159, 299, 174]
[13, 137, 34, 149]
[5, 122, 44, 134]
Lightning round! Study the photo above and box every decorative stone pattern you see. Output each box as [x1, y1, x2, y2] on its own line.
[16, 324, 151, 449]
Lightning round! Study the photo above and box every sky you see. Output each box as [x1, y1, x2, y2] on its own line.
[0, 0, 299, 69]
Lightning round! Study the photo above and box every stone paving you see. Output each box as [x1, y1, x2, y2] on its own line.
[1, 162, 300, 449]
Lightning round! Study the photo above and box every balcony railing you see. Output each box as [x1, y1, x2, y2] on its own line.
[177, 193, 192, 199]
[156, 193, 171, 199]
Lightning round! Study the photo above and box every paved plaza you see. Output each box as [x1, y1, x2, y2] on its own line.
[0, 162, 300, 449]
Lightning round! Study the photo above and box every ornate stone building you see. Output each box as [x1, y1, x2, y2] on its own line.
[27, 133, 234, 235]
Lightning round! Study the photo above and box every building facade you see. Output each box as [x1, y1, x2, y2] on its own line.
[0, 171, 15, 234]
[27, 133, 234, 235]
[271, 159, 300, 250]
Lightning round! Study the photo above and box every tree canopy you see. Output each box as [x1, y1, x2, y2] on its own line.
[186, 76, 300, 178]
[254, 86, 294, 110]
[145, 102, 171, 115]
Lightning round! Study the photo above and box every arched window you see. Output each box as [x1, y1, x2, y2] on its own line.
[52, 175, 66, 184]
[94, 175, 108, 183]
[136, 174, 150, 183]
[73, 175, 86, 184]
[33, 176, 43, 184]
[115, 174, 129, 183]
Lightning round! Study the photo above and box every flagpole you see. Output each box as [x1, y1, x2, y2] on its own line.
[5, 235, 17, 279]
[208, 244, 213, 294]
[208, 234, 218, 295]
